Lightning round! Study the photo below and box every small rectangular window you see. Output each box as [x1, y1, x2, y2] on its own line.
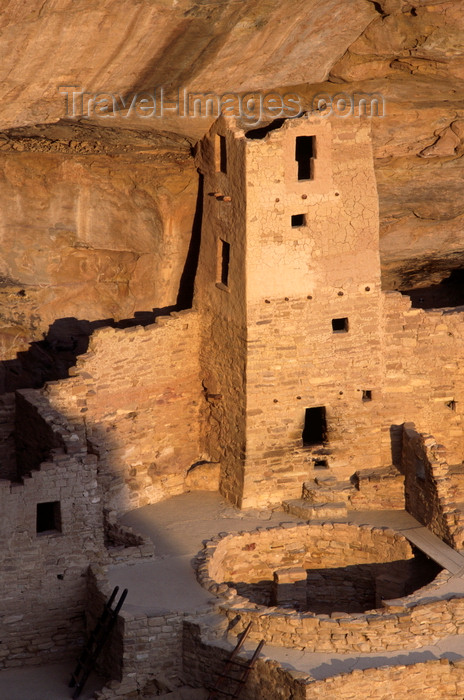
[314, 458, 329, 469]
[295, 135, 315, 181]
[332, 317, 349, 333]
[291, 214, 306, 228]
[303, 406, 327, 446]
[362, 390, 372, 402]
[215, 134, 227, 174]
[217, 239, 230, 288]
[37, 501, 62, 534]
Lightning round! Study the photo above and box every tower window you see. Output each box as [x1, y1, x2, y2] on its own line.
[332, 317, 349, 333]
[295, 135, 315, 181]
[362, 390, 372, 402]
[302, 406, 327, 446]
[291, 214, 306, 228]
[36, 501, 62, 534]
[217, 239, 230, 288]
[215, 134, 227, 174]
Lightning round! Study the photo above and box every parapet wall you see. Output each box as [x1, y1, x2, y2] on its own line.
[45, 310, 203, 513]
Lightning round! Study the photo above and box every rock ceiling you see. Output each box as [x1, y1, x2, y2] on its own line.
[0, 0, 463, 363]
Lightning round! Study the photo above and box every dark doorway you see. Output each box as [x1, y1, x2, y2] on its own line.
[295, 135, 315, 180]
[303, 406, 327, 446]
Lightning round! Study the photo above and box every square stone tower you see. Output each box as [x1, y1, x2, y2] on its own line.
[195, 114, 384, 508]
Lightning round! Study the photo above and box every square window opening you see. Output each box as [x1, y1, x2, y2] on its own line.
[362, 390, 372, 402]
[295, 135, 315, 181]
[332, 317, 349, 333]
[217, 239, 230, 288]
[36, 501, 62, 534]
[215, 134, 227, 174]
[291, 214, 306, 228]
[314, 458, 329, 469]
[303, 406, 327, 446]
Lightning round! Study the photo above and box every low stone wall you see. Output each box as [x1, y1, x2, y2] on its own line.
[183, 618, 309, 700]
[402, 424, 464, 548]
[349, 465, 405, 510]
[103, 510, 155, 564]
[306, 659, 464, 699]
[194, 522, 464, 654]
[204, 522, 414, 593]
[88, 566, 185, 698]
[183, 617, 464, 700]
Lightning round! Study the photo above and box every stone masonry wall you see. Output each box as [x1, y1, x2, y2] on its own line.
[88, 567, 185, 698]
[305, 659, 464, 699]
[45, 310, 202, 514]
[194, 523, 464, 654]
[401, 424, 464, 548]
[184, 618, 464, 700]
[194, 121, 248, 507]
[0, 392, 15, 479]
[382, 291, 464, 466]
[0, 389, 104, 668]
[242, 117, 384, 506]
[205, 523, 413, 587]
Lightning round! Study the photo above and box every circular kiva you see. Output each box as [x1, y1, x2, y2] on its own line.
[194, 522, 458, 653]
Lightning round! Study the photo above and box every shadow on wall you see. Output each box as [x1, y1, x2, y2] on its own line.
[0, 171, 204, 395]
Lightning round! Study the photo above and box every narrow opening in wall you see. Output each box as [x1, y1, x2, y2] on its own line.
[446, 400, 456, 411]
[291, 214, 306, 228]
[314, 458, 329, 469]
[332, 317, 349, 333]
[215, 134, 227, 174]
[303, 406, 327, 446]
[295, 135, 315, 181]
[218, 239, 230, 288]
[362, 390, 373, 402]
[36, 501, 62, 534]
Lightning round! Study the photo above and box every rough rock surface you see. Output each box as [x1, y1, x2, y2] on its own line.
[0, 0, 463, 374]
[0, 123, 197, 365]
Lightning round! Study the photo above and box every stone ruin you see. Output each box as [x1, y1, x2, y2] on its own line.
[2, 113, 464, 698]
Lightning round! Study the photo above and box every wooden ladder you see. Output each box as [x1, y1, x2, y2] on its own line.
[69, 585, 128, 699]
[207, 623, 264, 699]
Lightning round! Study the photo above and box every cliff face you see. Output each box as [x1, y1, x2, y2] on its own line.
[0, 0, 463, 371]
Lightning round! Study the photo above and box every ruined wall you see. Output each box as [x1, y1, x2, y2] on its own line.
[87, 568, 185, 698]
[195, 120, 248, 506]
[306, 659, 464, 700]
[0, 389, 103, 668]
[401, 424, 464, 549]
[184, 619, 464, 700]
[382, 291, 464, 465]
[195, 523, 461, 654]
[46, 310, 202, 513]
